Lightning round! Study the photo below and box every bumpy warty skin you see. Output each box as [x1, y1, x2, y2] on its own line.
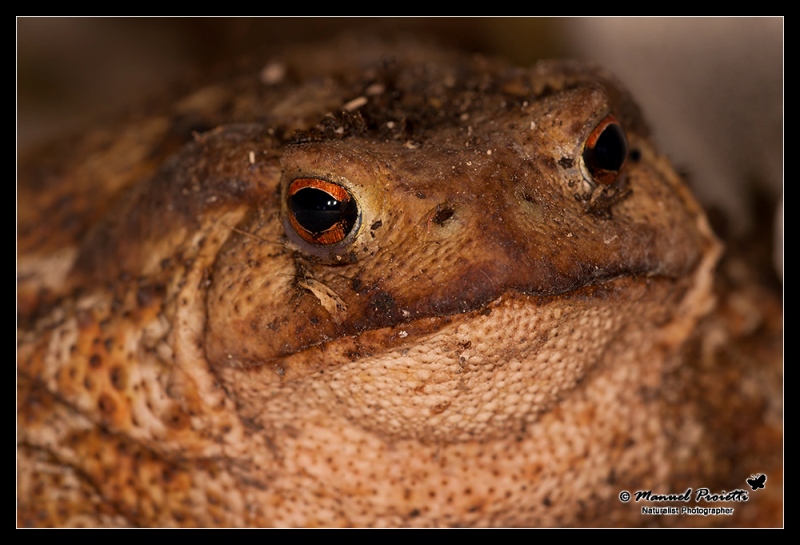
[17, 37, 781, 527]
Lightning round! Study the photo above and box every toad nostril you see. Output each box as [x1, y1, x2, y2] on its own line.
[432, 204, 455, 226]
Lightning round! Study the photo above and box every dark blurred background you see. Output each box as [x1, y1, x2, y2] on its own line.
[17, 17, 783, 277]
[16, 18, 571, 148]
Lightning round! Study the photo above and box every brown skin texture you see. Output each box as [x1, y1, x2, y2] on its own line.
[17, 37, 782, 527]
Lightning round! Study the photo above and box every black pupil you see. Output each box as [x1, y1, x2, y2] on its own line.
[289, 187, 357, 235]
[587, 123, 627, 171]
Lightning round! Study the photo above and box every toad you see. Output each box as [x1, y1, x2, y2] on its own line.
[17, 36, 782, 527]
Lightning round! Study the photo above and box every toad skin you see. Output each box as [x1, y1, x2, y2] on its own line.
[17, 37, 782, 527]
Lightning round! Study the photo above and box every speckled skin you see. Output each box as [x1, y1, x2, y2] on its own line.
[17, 37, 782, 527]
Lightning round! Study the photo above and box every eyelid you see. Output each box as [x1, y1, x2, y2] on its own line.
[288, 178, 351, 202]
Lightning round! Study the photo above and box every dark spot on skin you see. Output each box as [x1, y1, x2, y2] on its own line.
[171, 511, 186, 523]
[89, 354, 102, 368]
[165, 406, 191, 430]
[558, 156, 574, 168]
[238, 416, 263, 432]
[408, 509, 421, 518]
[136, 284, 165, 308]
[370, 220, 383, 230]
[98, 393, 116, 415]
[414, 191, 426, 199]
[367, 291, 397, 322]
[522, 192, 536, 203]
[543, 496, 552, 506]
[432, 204, 455, 226]
[628, 148, 641, 163]
[480, 307, 491, 316]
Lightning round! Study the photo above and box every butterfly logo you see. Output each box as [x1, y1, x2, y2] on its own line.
[746, 473, 767, 491]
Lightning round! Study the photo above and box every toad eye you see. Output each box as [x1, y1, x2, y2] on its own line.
[287, 178, 359, 245]
[581, 115, 628, 186]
